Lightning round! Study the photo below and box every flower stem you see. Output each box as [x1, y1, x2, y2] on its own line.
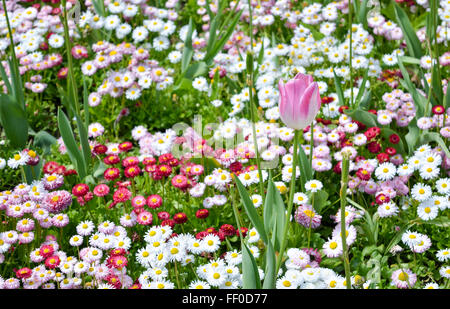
[340, 155, 351, 289]
[275, 130, 299, 274]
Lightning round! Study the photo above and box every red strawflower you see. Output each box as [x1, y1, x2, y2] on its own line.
[333, 162, 342, 174]
[124, 165, 141, 178]
[389, 134, 400, 144]
[110, 248, 127, 256]
[113, 188, 132, 204]
[44, 255, 61, 269]
[145, 164, 157, 173]
[129, 282, 142, 289]
[16, 267, 32, 279]
[375, 193, 390, 205]
[229, 161, 243, 173]
[368, 109, 377, 115]
[161, 219, 175, 228]
[142, 157, 156, 165]
[356, 168, 371, 181]
[104, 154, 120, 165]
[137, 211, 153, 225]
[93, 144, 107, 155]
[367, 141, 382, 153]
[219, 224, 236, 237]
[159, 153, 174, 164]
[432, 105, 445, 115]
[39, 245, 54, 258]
[157, 211, 170, 221]
[355, 155, 366, 162]
[109, 255, 128, 269]
[339, 105, 349, 114]
[118, 141, 133, 152]
[84, 191, 94, 202]
[385, 147, 397, 156]
[55, 165, 66, 175]
[63, 169, 77, 176]
[195, 231, 209, 239]
[122, 156, 140, 167]
[106, 274, 121, 289]
[156, 165, 172, 177]
[173, 212, 188, 224]
[196, 209, 209, 219]
[205, 227, 216, 234]
[72, 183, 89, 197]
[104, 168, 120, 181]
[237, 227, 248, 238]
[43, 161, 60, 174]
[377, 152, 390, 163]
[93, 184, 110, 197]
[147, 194, 162, 209]
[168, 158, 180, 167]
[171, 175, 189, 189]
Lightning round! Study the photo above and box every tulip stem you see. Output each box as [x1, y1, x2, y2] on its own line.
[340, 154, 352, 289]
[275, 130, 299, 276]
[348, 0, 354, 108]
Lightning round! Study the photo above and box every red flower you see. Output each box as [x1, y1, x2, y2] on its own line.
[16, 267, 32, 279]
[367, 141, 382, 153]
[104, 168, 120, 181]
[173, 212, 188, 224]
[118, 141, 133, 152]
[171, 175, 189, 189]
[219, 224, 236, 237]
[205, 227, 216, 234]
[109, 255, 128, 269]
[43, 161, 60, 174]
[236, 227, 248, 238]
[104, 154, 120, 165]
[168, 158, 180, 167]
[110, 248, 127, 256]
[122, 156, 140, 167]
[375, 193, 390, 205]
[147, 194, 162, 209]
[93, 184, 110, 197]
[159, 153, 174, 164]
[376, 152, 390, 163]
[356, 168, 371, 181]
[142, 157, 156, 166]
[195, 231, 209, 240]
[156, 165, 172, 177]
[93, 144, 107, 155]
[106, 274, 121, 289]
[432, 105, 445, 115]
[338, 105, 349, 114]
[124, 165, 141, 178]
[161, 219, 175, 228]
[389, 134, 400, 144]
[137, 211, 153, 225]
[229, 161, 243, 173]
[385, 147, 397, 156]
[196, 209, 209, 219]
[44, 255, 61, 269]
[113, 188, 132, 204]
[157, 211, 170, 221]
[39, 244, 54, 258]
[64, 169, 77, 176]
[72, 183, 89, 197]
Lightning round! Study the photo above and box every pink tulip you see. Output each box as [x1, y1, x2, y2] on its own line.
[278, 73, 321, 130]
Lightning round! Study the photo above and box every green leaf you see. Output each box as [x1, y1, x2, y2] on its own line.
[313, 190, 329, 213]
[0, 94, 28, 149]
[405, 120, 420, 155]
[346, 109, 377, 127]
[431, 63, 443, 105]
[418, 132, 450, 158]
[263, 178, 285, 251]
[420, 217, 450, 227]
[181, 18, 194, 73]
[235, 176, 268, 244]
[57, 108, 86, 179]
[75, 113, 92, 177]
[393, 1, 423, 59]
[184, 61, 208, 80]
[262, 241, 276, 289]
[33, 130, 57, 156]
[242, 242, 261, 289]
[23, 160, 43, 184]
[354, 68, 369, 108]
[333, 70, 345, 106]
[298, 145, 313, 190]
[0, 61, 12, 95]
[445, 83, 450, 109]
[359, 90, 371, 110]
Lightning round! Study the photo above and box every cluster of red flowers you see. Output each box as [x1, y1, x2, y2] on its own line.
[195, 224, 246, 242]
[43, 161, 77, 176]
